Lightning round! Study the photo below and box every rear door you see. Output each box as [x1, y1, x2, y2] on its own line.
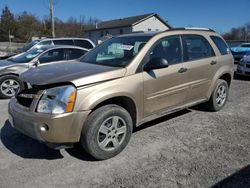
[181, 35, 218, 103]
[143, 35, 189, 117]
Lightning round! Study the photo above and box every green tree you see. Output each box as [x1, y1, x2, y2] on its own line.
[0, 5, 16, 41]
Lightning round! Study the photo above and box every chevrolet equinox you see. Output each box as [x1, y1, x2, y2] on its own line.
[8, 28, 234, 160]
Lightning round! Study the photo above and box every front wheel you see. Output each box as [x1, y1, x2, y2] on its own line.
[206, 79, 229, 112]
[0, 75, 24, 99]
[81, 104, 133, 160]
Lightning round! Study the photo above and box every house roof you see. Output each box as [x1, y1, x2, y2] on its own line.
[85, 13, 171, 32]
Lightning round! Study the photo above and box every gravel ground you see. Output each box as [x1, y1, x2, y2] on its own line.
[0, 76, 249, 188]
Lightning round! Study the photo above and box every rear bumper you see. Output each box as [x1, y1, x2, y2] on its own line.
[8, 98, 91, 143]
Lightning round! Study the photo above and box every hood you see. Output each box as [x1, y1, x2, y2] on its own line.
[20, 60, 126, 87]
[231, 47, 250, 53]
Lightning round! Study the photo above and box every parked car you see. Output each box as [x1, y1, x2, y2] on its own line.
[236, 52, 250, 76]
[9, 28, 234, 160]
[231, 43, 250, 63]
[0, 45, 88, 98]
[0, 51, 8, 59]
[18, 38, 95, 53]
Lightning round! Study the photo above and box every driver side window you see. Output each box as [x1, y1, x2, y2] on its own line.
[149, 36, 182, 65]
[39, 49, 65, 63]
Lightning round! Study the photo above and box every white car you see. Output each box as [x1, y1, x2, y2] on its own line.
[237, 53, 250, 76]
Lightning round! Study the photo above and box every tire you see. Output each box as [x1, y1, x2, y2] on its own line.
[206, 79, 229, 112]
[81, 104, 133, 160]
[0, 75, 25, 99]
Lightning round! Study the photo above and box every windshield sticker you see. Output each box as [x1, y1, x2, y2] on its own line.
[26, 54, 35, 59]
[119, 44, 134, 51]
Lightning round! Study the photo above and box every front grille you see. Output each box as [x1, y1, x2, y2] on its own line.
[16, 88, 40, 108]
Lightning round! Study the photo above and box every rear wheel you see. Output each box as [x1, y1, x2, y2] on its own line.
[81, 104, 133, 160]
[0, 75, 24, 99]
[206, 79, 229, 112]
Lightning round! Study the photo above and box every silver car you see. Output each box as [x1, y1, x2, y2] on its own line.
[19, 38, 95, 53]
[237, 54, 250, 76]
[0, 45, 89, 98]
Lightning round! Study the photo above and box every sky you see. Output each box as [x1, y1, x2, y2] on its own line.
[0, 0, 250, 33]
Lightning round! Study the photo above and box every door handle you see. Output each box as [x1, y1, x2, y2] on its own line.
[210, 61, 217, 65]
[178, 68, 188, 73]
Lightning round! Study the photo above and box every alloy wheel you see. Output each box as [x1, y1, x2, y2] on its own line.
[0, 79, 20, 97]
[97, 116, 127, 151]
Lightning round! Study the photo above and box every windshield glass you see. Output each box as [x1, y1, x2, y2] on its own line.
[80, 36, 151, 67]
[22, 40, 40, 52]
[9, 47, 46, 63]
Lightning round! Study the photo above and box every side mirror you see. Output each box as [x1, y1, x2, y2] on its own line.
[29, 60, 40, 68]
[143, 58, 169, 72]
[34, 60, 40, 67]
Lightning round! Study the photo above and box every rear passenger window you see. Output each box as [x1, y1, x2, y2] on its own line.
[67, 49, 87, 59]
[210, 36, 230, 55]
[53, 40, 74, 45]
[182, 35, 215, 61]
[39, 49, 66, 63]
[74, 40, 94, 49]
[149, 36, 182, 65]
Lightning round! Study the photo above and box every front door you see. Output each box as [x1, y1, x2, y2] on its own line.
[143, 35, 189, 117]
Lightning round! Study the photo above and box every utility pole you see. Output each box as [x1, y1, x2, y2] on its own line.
[8, 31, 12, 53]
[50, 0, 55, 38]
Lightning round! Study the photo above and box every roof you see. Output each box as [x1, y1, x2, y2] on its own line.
[85, 13, 171, 31]
[33, 45, 88, 51]
[116, 31, 160, 38]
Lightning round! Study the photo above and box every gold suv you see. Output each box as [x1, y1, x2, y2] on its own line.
[8, 28, 234, 160]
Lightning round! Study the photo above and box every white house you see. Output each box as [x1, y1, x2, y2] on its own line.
[84, 13, 171, 44]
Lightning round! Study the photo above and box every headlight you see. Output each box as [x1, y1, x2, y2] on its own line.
[37, 85, 76, 114]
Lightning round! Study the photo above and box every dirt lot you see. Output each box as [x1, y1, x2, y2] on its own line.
[0, 75, 249, 188]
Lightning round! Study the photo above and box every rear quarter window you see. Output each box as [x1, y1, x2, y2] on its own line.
[210, 36, 230, 55]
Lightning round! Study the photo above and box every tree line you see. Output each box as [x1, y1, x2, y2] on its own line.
[0, 5, 99, 43]
[222, 22, 250, 41]
[0, 5, 250, 43]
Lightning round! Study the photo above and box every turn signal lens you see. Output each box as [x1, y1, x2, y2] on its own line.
[66, 91, 76, 113]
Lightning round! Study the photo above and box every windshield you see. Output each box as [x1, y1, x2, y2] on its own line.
[22, 40, 40, 52]
[9, 47, 46, 63]
[80, 36, 151, 67]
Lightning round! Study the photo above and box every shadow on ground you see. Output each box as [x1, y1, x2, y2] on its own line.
[0, 120, 63, 160]
[0, 120, 97, 161]
[213, 165, 250, 188]
[134, 109, 191, 132]
[1, 109, 193, 161]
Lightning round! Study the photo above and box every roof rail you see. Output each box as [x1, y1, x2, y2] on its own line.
[170, 27, 215, 32]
